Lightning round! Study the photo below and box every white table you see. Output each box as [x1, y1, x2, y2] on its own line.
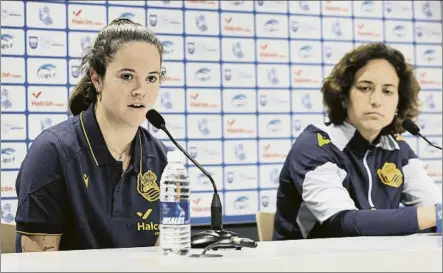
[2, 234, 441, 272]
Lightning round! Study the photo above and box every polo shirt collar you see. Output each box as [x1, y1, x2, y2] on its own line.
[79, 104, 147, 171]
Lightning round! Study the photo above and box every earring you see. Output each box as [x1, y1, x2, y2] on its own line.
[341, 100, 347, 109]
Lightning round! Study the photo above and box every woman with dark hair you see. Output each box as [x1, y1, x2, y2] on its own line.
[274, 42, 442, 240]
[15, 18, 169, 251]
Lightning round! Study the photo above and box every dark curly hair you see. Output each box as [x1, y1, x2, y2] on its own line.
[321, 42, 421, 135]
[69, 18, 166, 116]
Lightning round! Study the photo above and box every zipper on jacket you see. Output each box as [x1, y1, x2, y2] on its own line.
[363, 150, 375, 209]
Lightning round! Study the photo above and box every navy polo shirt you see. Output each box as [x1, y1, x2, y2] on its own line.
[15, 104, 168, 250]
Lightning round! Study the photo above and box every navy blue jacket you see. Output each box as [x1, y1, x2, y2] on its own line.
[274, 122, 441, 239]
[15, 104, 168, 250]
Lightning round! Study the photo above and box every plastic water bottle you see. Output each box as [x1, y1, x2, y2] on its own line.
[159, 150, 191, 256]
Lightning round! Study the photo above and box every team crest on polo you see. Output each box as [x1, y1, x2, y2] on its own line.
[377, 162, 403, 188]
[137, 170, 160, 202]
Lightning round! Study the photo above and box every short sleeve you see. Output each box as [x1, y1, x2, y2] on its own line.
[15, 130, 68, 235]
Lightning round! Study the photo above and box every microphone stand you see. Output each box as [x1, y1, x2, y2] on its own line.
[417, 133, 442, 150]
[160, 125, 239, 249]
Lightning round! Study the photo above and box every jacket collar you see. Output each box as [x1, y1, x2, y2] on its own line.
[330, 121, 399, 153]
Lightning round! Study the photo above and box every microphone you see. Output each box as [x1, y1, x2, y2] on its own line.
[146, 109, 241, 249]
[402, 119, 442, 150]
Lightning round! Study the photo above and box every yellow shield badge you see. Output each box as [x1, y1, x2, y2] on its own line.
[376, 162, 403, 188]
[137, 170, 160, 202]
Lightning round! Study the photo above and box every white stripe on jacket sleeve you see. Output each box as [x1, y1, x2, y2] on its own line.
[302, 162, 358, 224]
[402, 158, 442, 206]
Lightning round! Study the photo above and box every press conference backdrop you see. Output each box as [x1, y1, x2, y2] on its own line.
[1, 1, 442, 227]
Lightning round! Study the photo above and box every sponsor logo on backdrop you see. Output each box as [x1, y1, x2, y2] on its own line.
[392, 25, 406, 37]
[1, 186, 15, 195]
[1, 147, 16, 165]
[259, 41, 288, 61]
[225, 168, 257, 184]
[385, 1, 411, 14]
[160, 91, 173, 109]
[189, 92, 218, 109]
[423, 49, 436, 62]
[424, 94, 436, 110]
[232, 41, 244, 58]
[30, 90, 65, 108]
[187, 42, 195, 54]
[120, 12, 135, 20]
[71, 8, 104, 27]
[1, 8, 22, 21]
[264, 19, 280, 33]
[1, 202, 15, 223]
[266, 119, 282, 133]
[196, 14, 208, 32]
[323, 1, 350, 13]
[298, 1, 310, 11]
[1, 34, 14, 50]
[291, 19, 317, 34]
[360, 1, 375, 12]
[415, 24, 442, 41]
[192, 197, 210, 214]
[292, 69, 320, 85]
[81, 35, 93, 51]
[195, 68, 211, 82]
[261, 144, 287, 160]
[40, 117, 53, 131]
[188, 143, 221, 162]
[234, 143, 246, 161]
[421, 2, 432, 18]
[299, 45, 313, 58]
[37, 64, 56, 79]
[332, 20, 343, 38]
[71, 65, 80, 78]
[39, 6, 53, 25]
[259, 93, 289, 109]
[323, 46, 331, 59]
[423, 161, 442, 181]
[302, 94, 313, 109]
[231, 94, 248, 107]
[149, 14, 158, 26]
[197, 173, 211, 186]
[267, 68, 279, 84]
[356, 23, 381, 38]
[226, 118, 254, 135]
[418, 71, 441, 87]
[231, 1, 245, 6]
[1, 120, 25, 137]
[162, 41, 174, 54]
[186, 39, 218, 58]
[269, 167, 280, 184]
[233, 196, 249, 210]
[1, 88, 13, 110]
[1, 61, 23, 80]
[223, 16, 252, 33]
[28, 33, 65, 53]
[197, 118, 210, 136]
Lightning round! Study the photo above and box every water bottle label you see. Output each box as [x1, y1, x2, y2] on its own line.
[160, 201, 190, 225]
